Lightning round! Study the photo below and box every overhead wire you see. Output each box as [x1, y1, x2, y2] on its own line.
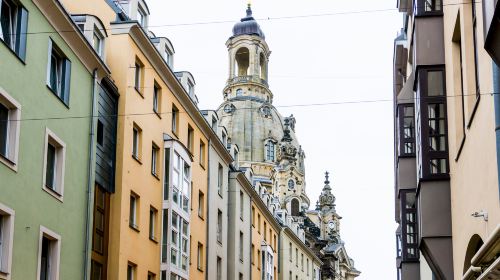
[5, 1, 482, 36]
[2, 91, 498, 122]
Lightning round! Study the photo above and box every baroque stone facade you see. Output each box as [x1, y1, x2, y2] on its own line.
[216, 5, 360, 279]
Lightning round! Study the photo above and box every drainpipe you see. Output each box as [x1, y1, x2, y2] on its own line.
[494, 62, 500, 201]
[249, 195, 253, 280]
[205, 139, 211, 280]
[84, 69, 98, 280]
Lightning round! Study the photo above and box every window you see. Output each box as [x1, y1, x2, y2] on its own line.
[398, 105, 415, 156]
[264, 222, 267, 241]
[236, 88, 243, 96]
[216, 256, 222, 280]
[199, 140, 205, 167]
[129, 193, 138, 229]
[37, 227, 61, 280]
[163, 148, 170, 200]
[43, 129, 66, 199]
[217, 164, 223, 196]
[137, 5, 146, 27]
[92, 28, 104, 57]
[221, 131, 227, 147]
[127, 263, 135, 280]
[258, 214, 261, 233]
[265, 140, 275, 161]
[401, 190, 418, 260]
[217, 209, 222, 243]
[132, 125, 141, 160]
[149, 207, 157, 241]
[153, 83, 161, 114]
[415, 0, 442, 15]
[307, 259, 309, 275]
[240, 191, 244, 220]
[416, 67, 449, 178]
[239, 273, 243, 280]
[0, 0, 28, 60]
[151, 143, 159, 176]
[170, 212, 189, 270]
[239, 231, 244, 261]
[211, 116, 217, 130]
[171, 104, 179, 135]
[295, 248, 298, 266]
[197, 242, 203, 270]
[147, 272, 155, 280]
[187, 80, 194, 98]
[0, 203, 14, 275]
[289, 243, 292, 262]
[251, 244, 255, 264]
[252, 206, 255, 227]
[257, 250, 261, 269]
[0, 89, 20, 169]
[164, 47, 173, 67]
[161, 210, 168, 263]
[47, 40, 71, 105]
[301, 253, 304, 271]
[96, 119, 104, 146]
[198, 191, 204, 218]
[187, 125, 194, 152]
[171, 152, 191, 212]
[134, 59, 144, 94]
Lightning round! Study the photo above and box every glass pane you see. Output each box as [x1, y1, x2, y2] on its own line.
[182, 220, 188, 235]
[427, 71, 444, 96]
[45, 143, 57, 189]
[428, 104, 445, 119]
[430, 159, 447, 174]
[0, 103, 8, 156]
[171, 248, 177, 265]
[405, 192, 416, 209]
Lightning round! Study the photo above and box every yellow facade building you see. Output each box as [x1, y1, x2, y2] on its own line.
[57, 1, 214, 279]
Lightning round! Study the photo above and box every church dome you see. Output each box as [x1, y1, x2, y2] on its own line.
[232, 5, 265, 39]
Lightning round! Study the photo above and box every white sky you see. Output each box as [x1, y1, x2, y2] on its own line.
[147, 0, 401, 278]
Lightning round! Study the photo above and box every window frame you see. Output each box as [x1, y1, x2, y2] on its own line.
[217, 209, 222, 244]
[171, 104, 179, 136]
[198, 190, 204, 219]
[416, 67, 449, 179]
[0, 0, 28, 61]
[398, 104, 416, 157]
[42, 128, 66, 201]
[0, 87, 20, 170]
[153, 82, 161, 115]
[199, 140, 205, 167]
[129, 192, 139, 230]
[265, 139, 276, 162]
[46, 39, 71, 106]
[134, 58, 144, 95]
[400, 190, 419, 261]
[151, 143, 159, 177]
[36, 226, 61, 280]
[217, 163, 223, 197]
[149, 206, 158, 242]
[0, 203, 14, 278]
[132, 124, 142, 161]
[414, 0, 443, 16]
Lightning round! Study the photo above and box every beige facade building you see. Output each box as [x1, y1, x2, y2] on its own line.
[393, 0, 500, 279]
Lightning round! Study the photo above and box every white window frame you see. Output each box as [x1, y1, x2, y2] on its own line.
[0, 203, 14, 279]
[92, 26, 104, 57]
[36, 226, 61, 280]
[129, 192, 138, 229]
[42, 128, 66, 202]
[0, 86, 21, 171]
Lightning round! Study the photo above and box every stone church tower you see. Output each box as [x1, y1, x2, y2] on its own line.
[217, 4, 309, 216]
[217, 5, 359, 279]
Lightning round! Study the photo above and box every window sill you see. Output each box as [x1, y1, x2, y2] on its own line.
[46, 85, 69, 108]
[129, 224, 140, 232]
[199, 163, 206, 170]
[149, 236, 158, 243]
[0, 38, 26, 64]
[197, 267, 204, 272]
[42, 185, 64, 202]
[198, 214, 204, 221]
[152, 172, 160, 180]
[218, 192, 223, 199]
[132, 155, 142, 165]
[154, 110, 162, 119]
[171, 130, 179, 139]
[134, 87, 144, 98]
[467, 94, 481, 129]
[0, 153, 17, 172]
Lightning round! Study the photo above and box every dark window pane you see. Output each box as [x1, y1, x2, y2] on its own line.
[45, 143, 56, 190]
[0, 0, 14, 48]
[0, 103, 8, 157]
[97, 120, 104, 146]
[40, 237, 50, 280]
[427, 71, 444, 96]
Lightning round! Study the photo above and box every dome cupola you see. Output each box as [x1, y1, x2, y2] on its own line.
[232, 4, 265, 39]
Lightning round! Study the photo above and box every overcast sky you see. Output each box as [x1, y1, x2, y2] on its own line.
[147, 0, 401, 278]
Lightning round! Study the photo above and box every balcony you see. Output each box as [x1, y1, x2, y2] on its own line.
[227, 75, 268, 87]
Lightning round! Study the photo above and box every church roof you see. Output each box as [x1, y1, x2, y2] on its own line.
[232, 4, 265, 39]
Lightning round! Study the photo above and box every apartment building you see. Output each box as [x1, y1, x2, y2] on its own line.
[393, 0, 500, 279]
[0, 0, 110, 279]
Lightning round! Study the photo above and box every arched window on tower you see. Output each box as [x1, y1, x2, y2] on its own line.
[235, 47, 249, 76]
[259, 52, 267, 80]
[265, 140, 275, 162]
[291, 198, 300, 216]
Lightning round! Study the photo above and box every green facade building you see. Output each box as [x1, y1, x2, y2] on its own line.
[0, 0, 110, 279]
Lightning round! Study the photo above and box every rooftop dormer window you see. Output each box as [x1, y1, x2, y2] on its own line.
[137, 6, 146, 27]
[92, 27, 104, 57]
